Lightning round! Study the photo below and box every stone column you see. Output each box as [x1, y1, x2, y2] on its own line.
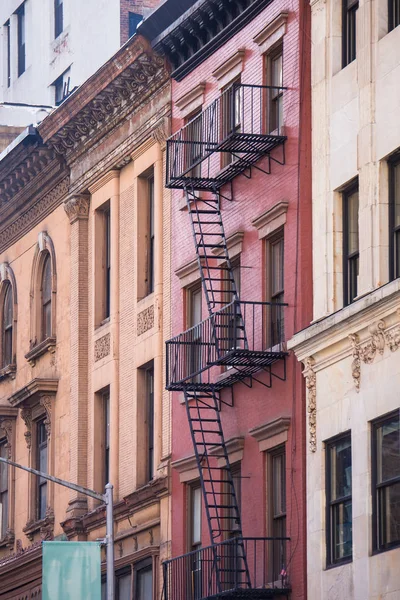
[64, 194, 90, 515]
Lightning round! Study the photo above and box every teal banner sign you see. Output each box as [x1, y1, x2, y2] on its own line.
[42, 541, 101, 600]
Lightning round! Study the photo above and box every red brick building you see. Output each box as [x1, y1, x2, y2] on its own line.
[143, 0, 311, 597]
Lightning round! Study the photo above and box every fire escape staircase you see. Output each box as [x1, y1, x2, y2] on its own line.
[165, 84, 290, 599]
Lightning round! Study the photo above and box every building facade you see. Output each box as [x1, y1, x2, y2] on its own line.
[0, 0, 159, 107]
[289, 2, 400, 599]
[0, 34, 171, 599]
[142, 0, 312, 597]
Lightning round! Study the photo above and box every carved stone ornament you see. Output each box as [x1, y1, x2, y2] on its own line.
[23, 508, 54, 542]
[0, 419, 13, 458]
[40, 396, 52, 438]
[21, 408, 32, 450]
[302, 357, 317, 453]
[349, 319, 389, 391]
[94, 333, 111, 362]
[137, 305, 154, 336]
[64, 195, 90, 224]
[151, 119, 169, 147]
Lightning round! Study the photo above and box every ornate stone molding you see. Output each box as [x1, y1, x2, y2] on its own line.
[137, 305, 154, 336]
[349, 319, 389, 391]
[151, 119, 170, 148]
[64, 194, 90, 224]
[21, 408, 32, 450]
[40, 396, 52, 438]
[23, 508, 54, 542]
[0, 419, 14, 458]
[303, 357, 316, 452]
[94, 333, 111, 362]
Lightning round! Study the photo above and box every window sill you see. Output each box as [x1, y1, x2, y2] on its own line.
[23, 510, 54, 542]
[371, 541, 400, 556]
[0, 363, 16, 381]
[325, 557, 352, 570]
[95, 317, 110, 332]
[25, 337, 56, 367]
[0, 529, 14, 550]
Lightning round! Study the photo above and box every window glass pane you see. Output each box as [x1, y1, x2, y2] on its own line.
[332, 499, 353, 561]
[137, 566, 152, 600]
[271, 238, 284, 296]
[191, 288, 202, 328]
[1, 490, 8, 537]
[377, 415, 400, 484]
[0, 445, 8, 491]
[330, 438, 352, 501]
[3, 285, 12, 329]
[101, 581, 107, 600]
[117, 573, 131, 599]
[191, 486, 201, 546]
[39, 483, 47, 520]
[379, 481, 400, 546]
[394, 163, 400, 228]
[347, 190, 359, 255]
[272, 54, 283, 88]
[272, 452, 286, 516]
[42, 255, 52, 304]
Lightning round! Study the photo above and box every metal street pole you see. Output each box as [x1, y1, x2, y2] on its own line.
[0, 456, 114, 600]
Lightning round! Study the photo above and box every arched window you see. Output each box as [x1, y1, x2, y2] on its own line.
[2, 284, 13, 368]
[41, 253, 52, 341]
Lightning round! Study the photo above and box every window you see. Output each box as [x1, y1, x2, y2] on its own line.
[226, 463, 241, 538]
[137, 170, 155, 300]
[41, 253, 52, 341]
[135, 559, 153, 600]
[54, 75, 64, 106]
[129, 12, 143, 37]
[267, 446, 286, 581]
[2, 284, 13, 368]
[187, 284, 202, 381]
[116, 568, 131, 600]
[342, 0, 358, 68]
[326, 433, 352, 566]
[221, 79, 242, 166]
[222, 258, 241, 357]
[6, 21, 11, 88]
[103, 389, 110, 488]
[145, 364, 154, 482]
[267, 231, 284, 346]
[104, 207, 111, 319]
[184, 109, 203, 179]
[37, 419, 48, 521]
[389, 156, 400, 281]
[189, 482, 202, 551]
[54, 0, 63, 38]
[389, 0, 400, 31]
[147, 176, 155, 296]
[0, 440, 8, 539]
[372, 410, 400, 551]
[17, 3, 25, 77]
[267, 47, 283, 133]
[343, 182, 359, 306]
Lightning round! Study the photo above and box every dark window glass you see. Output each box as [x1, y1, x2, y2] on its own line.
[389, 0, 400, 31]
[184, 109, 203, 179]
[37, 420, 48, 521]
[2, 284, 13, 368]
[104, 207, 111, 319]
[136, 561, 153, 600]
[268, 48, 283, 133]
[221, 79, 242, 166]
[389, 158, 400, 281]
[188, 284, 202, 383]
[226, 463, 241, 537]
[103, 390, 110, 487]
[343, 183, 359, 306]
[6, 21, 11, 88]
[146, 365, 154, 482]
[147, 177, 155, 296]
[268, 446, 286, 580]
[129, 12, 142, 37]
[188, 483, 202, 598]
[372, 410, 400, 551]
[54, 75, 64, 105]
[41, 254, 52, 340]
[342, 0, 358, 67]
[269, 232, 285, 345]
[326, 433, 352, 565]
[54, 0, 63, 38]
[116, 568, 131, 600]
[0, 441, 8, 539]
[17, 3, 25, 77]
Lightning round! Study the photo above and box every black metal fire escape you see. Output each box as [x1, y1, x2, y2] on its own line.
[165, 83, 290, 599]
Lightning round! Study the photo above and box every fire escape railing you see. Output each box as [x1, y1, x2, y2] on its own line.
[163, 537, 291, 600]
[166, 83, 286, 190]
[166, 300, 287, 391]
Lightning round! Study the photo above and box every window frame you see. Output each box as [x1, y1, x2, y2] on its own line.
[147, 174, 155, 296]
[2, 282, 13, 369]
[325, 431, 352, 567]
[104, 206, 111, 320]
[265, 44, 283, 134]
[389, 154, 400, 282]
[103, 389, 110, 489]
[188, 481, 202, 552]
[6, 21, 11, 88]
[134, 557, 153, 600]
[0, 439, 9, 540]
[371, 409, 400, 553]
[54, 0, 63, 38]
[16, 2, 25, 77]
[342, 0, 358, 68]
[145, 363, 154, 483]
[186, 282, 203, 382]
[41, 252, 52, 342]
[221, 77, 242, 167]
[342, 181, 359, 307]
[36, 418, 48, 521]
[388, 0, 400, 32]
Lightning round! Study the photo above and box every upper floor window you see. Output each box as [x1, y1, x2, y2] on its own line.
[189, 482, 202, 552]
[103, 388, 110, 488]
[342, 0, 358, 68]
[147, 176, 155, 296]
[343, 182, 359, 306]
[41, 254, 52, 341]
[221, 78, 241, 166]
[37, 419, 48, 521]
[129, 12, 142, 37]
[145, 364, 154, 482]
[389, 155, 400, 281]
[135, 558, 153, 600]
[137, 170, 155, 300]
[0, 440, 8, 540]
[266, 46, 283, 133]
[16, 3, 25, 77]
[372, 410, 400, 552]
[54, 0, 63, 38]
[2, 284, 13, 369]
[104, 206, 111, 319]
[326, 432, 352, 566]
[389, 0, 400, 31]
[5, 21, 11, 88]
[268, 231, 285, 345]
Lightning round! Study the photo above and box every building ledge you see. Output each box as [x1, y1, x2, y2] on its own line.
[0, 364, 16, 381]
[25, 336, 56, 367]
[23, 510, 54, 542]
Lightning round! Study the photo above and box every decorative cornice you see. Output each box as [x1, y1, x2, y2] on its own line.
[175, 258, 199, 281]
[25, 336, 56, 367]
[212, 231, 244, 259]
[20, 408, 32, 450]
[64, 194, 90, 224]
[8, 378, 59, 408]
[249, 417, 291, 443]
[302, 357, 316, 453]
[172, 454, 199, 474]
[252, 201, 288, 239]
[176, 82, 206, 116]
[253, 12, 288, 53]
[212, 49, 245, 87]
[88, 170, 120, 195]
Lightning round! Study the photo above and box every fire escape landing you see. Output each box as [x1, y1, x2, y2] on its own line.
[165, 83, 290, 600]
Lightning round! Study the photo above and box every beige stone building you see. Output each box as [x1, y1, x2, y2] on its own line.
[0, 35, 171, 598]
[289, 2, 400, 599]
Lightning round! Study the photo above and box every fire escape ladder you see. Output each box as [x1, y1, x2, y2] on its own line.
[185, 389, 251, 589]
[185, 186, 248, 357]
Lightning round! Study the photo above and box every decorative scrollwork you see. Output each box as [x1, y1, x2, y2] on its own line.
[303, 357, 317, 453]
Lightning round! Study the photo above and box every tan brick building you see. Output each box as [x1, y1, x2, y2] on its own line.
[0, 34, 171, 599]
